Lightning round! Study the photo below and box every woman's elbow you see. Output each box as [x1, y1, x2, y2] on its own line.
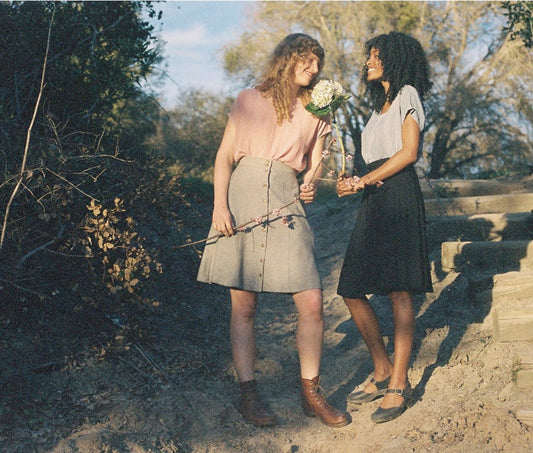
[407, 151, 418, 165]
[399, 148, 418, 165]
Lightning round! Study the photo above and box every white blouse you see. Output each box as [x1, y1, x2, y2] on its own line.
[361, 85, 425, 164]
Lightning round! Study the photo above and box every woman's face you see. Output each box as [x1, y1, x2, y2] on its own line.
[366, 47, 384, 81]
[293, 53, 320, 87]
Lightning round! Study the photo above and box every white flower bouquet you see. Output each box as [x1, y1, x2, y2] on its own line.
[305, 80, 351, 175]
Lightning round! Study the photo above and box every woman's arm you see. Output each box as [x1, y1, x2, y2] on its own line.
[300, 134, 327, 204]
[212, 118, 236, 236]
[337, 113, 420, 196]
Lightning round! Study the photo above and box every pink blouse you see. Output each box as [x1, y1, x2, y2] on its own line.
[229, 88, 331, 173]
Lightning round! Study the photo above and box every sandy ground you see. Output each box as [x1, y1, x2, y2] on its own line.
[2, 186, 533, 453]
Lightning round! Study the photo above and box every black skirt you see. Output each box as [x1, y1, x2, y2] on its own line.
[337, 159, 433, 299]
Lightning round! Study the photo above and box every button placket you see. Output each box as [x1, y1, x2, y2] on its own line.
[258, 160, 272, 289]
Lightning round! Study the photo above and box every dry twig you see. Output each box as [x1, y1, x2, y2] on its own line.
[0, 7, 55, 251]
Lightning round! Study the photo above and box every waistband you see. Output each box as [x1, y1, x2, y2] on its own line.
[368, 158, 414, 175]
[237, 155, 296, 175]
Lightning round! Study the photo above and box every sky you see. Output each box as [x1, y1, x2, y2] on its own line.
[147, 1, 252, 107]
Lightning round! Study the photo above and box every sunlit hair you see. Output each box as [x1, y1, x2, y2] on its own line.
[255, 33, 325, 124]
[362, 31, 432, 112]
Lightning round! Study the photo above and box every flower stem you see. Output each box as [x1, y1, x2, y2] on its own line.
[332, 113, 347, 175]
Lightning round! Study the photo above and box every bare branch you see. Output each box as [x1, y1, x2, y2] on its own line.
[16, 225, 66, 269]
[0, 6, 55, 251]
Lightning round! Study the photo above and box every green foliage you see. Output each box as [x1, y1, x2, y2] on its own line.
[431, 182, 460, 199]
[0, 1, 166, 301]
[305, 95, 352, 118]
[502, 1, 533, 47]
[0, 1, 162, 162]
[148, 89, 234, 180]
[178, 177, 215, 203]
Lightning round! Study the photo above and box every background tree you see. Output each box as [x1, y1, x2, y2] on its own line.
[423, 1, 533, 178]
[0, 1, 167, 301]
[502, 0, 533, 47]
[222, 1, 533, 179]
[148, 90, 235, 181]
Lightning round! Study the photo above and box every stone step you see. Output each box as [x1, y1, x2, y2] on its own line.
[420, 179, 527, 198]
[467, 271, 533, 305]
[427, 212, 533, 244]
[467, 272, 533, 342]
[425, 193, 533, 216]
[515, 404, 533, 428]
[516, 347, 533, 389]
[493, 308, 533, 342]
[441, 240, 533, 273]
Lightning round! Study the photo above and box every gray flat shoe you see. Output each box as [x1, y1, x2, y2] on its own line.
[346, 376, 391, 409]
[371, 384, 413, 424]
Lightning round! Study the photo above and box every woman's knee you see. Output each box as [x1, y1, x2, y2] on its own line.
[389, 291, 413, 308]
[343, 296, 368, 310]
[293, 289, 323, 320]
[230, 290, 258, 319]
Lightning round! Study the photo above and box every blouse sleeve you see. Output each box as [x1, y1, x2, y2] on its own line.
[228, 90, 245, 122]
[400, 85, 425, 131]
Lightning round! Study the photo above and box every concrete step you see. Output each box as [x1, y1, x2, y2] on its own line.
[425, 193, 533, 216]
[427, 212, 533, 244]
[516, 347, 533, 389]
[515, 404, 533, 428]
[420, 179, 527, 198]
[468, 271, 533, 305]
[494, 308, 533, 342]
[441, 240, 533, 273]
[467, 272, 533, 343]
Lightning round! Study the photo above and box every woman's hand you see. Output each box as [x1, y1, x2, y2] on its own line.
[336, 175, 364, 197]
[299, 182, 317, 204]
[212, 206, 235, 237]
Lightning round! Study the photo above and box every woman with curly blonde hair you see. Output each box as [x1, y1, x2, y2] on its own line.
[198, 33, 349, 428]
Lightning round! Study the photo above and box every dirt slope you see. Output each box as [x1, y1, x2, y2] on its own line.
[2, 184, 533, 453]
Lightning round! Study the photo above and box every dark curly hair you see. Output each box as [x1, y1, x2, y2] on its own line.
[362, 31, 432, 113]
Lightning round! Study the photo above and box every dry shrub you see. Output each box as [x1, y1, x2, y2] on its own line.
[82, 197, 163, 296]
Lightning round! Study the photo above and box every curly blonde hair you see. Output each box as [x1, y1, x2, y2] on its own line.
[255, 33, 325, 124]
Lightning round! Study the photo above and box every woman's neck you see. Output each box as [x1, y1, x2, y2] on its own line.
[380, 80, 391, 114]
[289, 86, 300, 101]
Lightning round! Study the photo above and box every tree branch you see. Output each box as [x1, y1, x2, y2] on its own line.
[0, 6, 55, 251]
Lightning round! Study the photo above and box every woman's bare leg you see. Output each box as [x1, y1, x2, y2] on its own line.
[294, 288, 350, 427]
[230, 289, 258, 383]
[380, 290, 414, 408]
[293, 289, 323, 379]
[344, 297, 393, 391]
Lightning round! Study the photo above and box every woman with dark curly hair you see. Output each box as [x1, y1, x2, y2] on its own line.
[198, 33, 349, 428]
[336, 31, 433, 424]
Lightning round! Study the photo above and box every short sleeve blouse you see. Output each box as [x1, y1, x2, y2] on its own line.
[229, 88, 331, 173]
[361, 85, 425, 165]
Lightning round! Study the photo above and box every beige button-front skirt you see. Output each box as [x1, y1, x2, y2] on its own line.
[197, 156, 321, 293]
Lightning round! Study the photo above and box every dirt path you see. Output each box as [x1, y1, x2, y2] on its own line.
[172, 195, 531, 453]
[4, 188, 533, 453]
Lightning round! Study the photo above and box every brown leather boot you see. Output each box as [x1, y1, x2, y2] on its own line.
[238, 380, 277, 427]
[301, 376, 350, 427]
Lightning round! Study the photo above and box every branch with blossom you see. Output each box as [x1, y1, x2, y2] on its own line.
[174, 196, 301, 249]
[175, 138, 342, 249]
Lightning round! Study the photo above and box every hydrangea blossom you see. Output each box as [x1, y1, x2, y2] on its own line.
[311, 80, 345, 109]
